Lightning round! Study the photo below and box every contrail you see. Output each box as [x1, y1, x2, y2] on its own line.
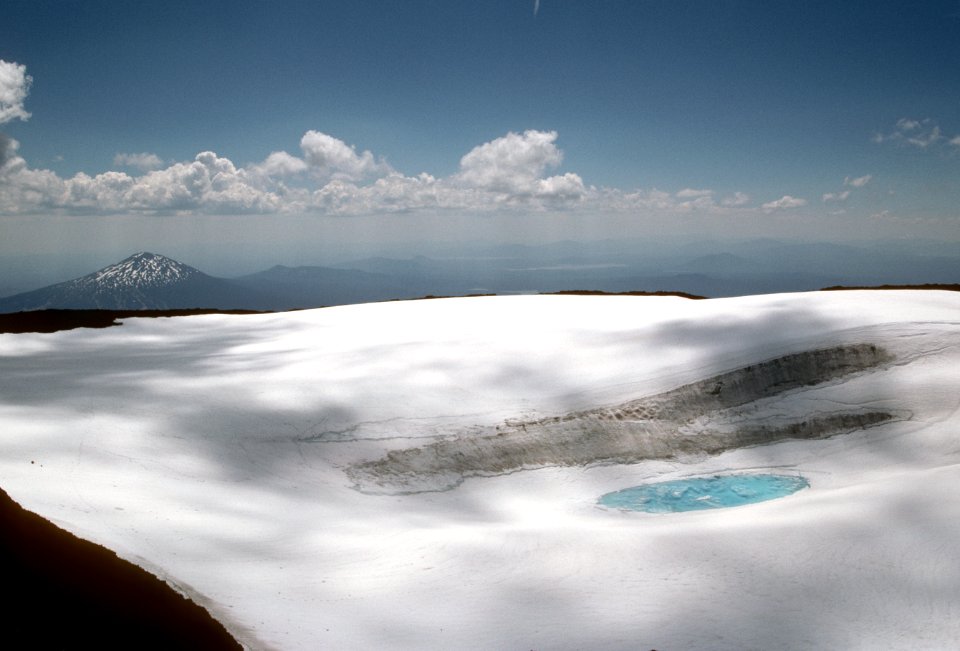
[534, 0, 540, 16]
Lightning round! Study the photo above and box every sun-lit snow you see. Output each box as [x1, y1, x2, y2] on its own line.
[1, 292, 959, 650]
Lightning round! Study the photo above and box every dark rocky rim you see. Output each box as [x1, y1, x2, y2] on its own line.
[1, 486, 241, 650]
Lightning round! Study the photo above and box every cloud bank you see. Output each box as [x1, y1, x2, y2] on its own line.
[0, 60, 32, 124]
[0, 60, 805, 221]
[873, 119, 958, 149]
[0, 60, 873, 222]
[762, 195, 807, 212]
[114, 152, 165, 172]
[1, 126, 772, 218]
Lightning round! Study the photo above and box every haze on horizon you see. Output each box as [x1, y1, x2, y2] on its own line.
[1, 1, 959, 287]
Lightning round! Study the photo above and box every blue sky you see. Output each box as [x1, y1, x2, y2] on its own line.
[1, 0, 959, 276]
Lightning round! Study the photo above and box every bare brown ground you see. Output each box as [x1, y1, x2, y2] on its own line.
[821, 283, 960, 292]
[0, 487, 241, 650]
[0, 308, 266, 334]
[543, 289, 707, 299]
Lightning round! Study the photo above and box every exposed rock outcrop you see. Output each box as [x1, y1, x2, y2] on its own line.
[349, 344, 901, 493]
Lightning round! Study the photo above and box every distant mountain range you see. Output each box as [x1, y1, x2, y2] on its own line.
[0, 253, 271, 313]
[234, 264, 412, 308]
[0, 252, 433, 313]
[1, 240, 958, 313]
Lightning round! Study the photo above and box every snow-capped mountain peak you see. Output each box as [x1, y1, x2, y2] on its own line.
[86, 252, 201, 290]
[0, 251, 262, 312]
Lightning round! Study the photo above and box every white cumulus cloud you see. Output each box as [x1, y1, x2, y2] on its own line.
[0, 60, 32, 124]
[125, 151, 286, 213]
[2, 127, 761, 219]
[0, 57, 752, 220]
[721, 192, 751, 207]
[823, 174, 872, 203]
[908, 126, 941, 148]
[253, 151, 309, 177]
[0, 149, 288, 215]
[299, 131, 387, 180]
[875, 119, 943, 148]
[675, 188, 712, 199]
[457, 130, 565, 193]
[844, 174, 872, 188]
[762, 195, 807, 212]
[0, 133, 20, 170]
[113, 152, 165, 172]
[535, 172, 587, 201]
[822, 190, 851, 203]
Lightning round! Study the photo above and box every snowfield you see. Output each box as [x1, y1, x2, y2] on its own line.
[1, 291, 959, 650]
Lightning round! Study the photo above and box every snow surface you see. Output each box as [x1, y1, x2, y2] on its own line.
[1, 292, 959, 650]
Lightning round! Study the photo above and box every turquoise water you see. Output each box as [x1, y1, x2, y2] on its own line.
[598, 473, 809, 513]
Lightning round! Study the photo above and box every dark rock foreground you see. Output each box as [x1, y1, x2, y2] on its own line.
[0, 487, 241, 650]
